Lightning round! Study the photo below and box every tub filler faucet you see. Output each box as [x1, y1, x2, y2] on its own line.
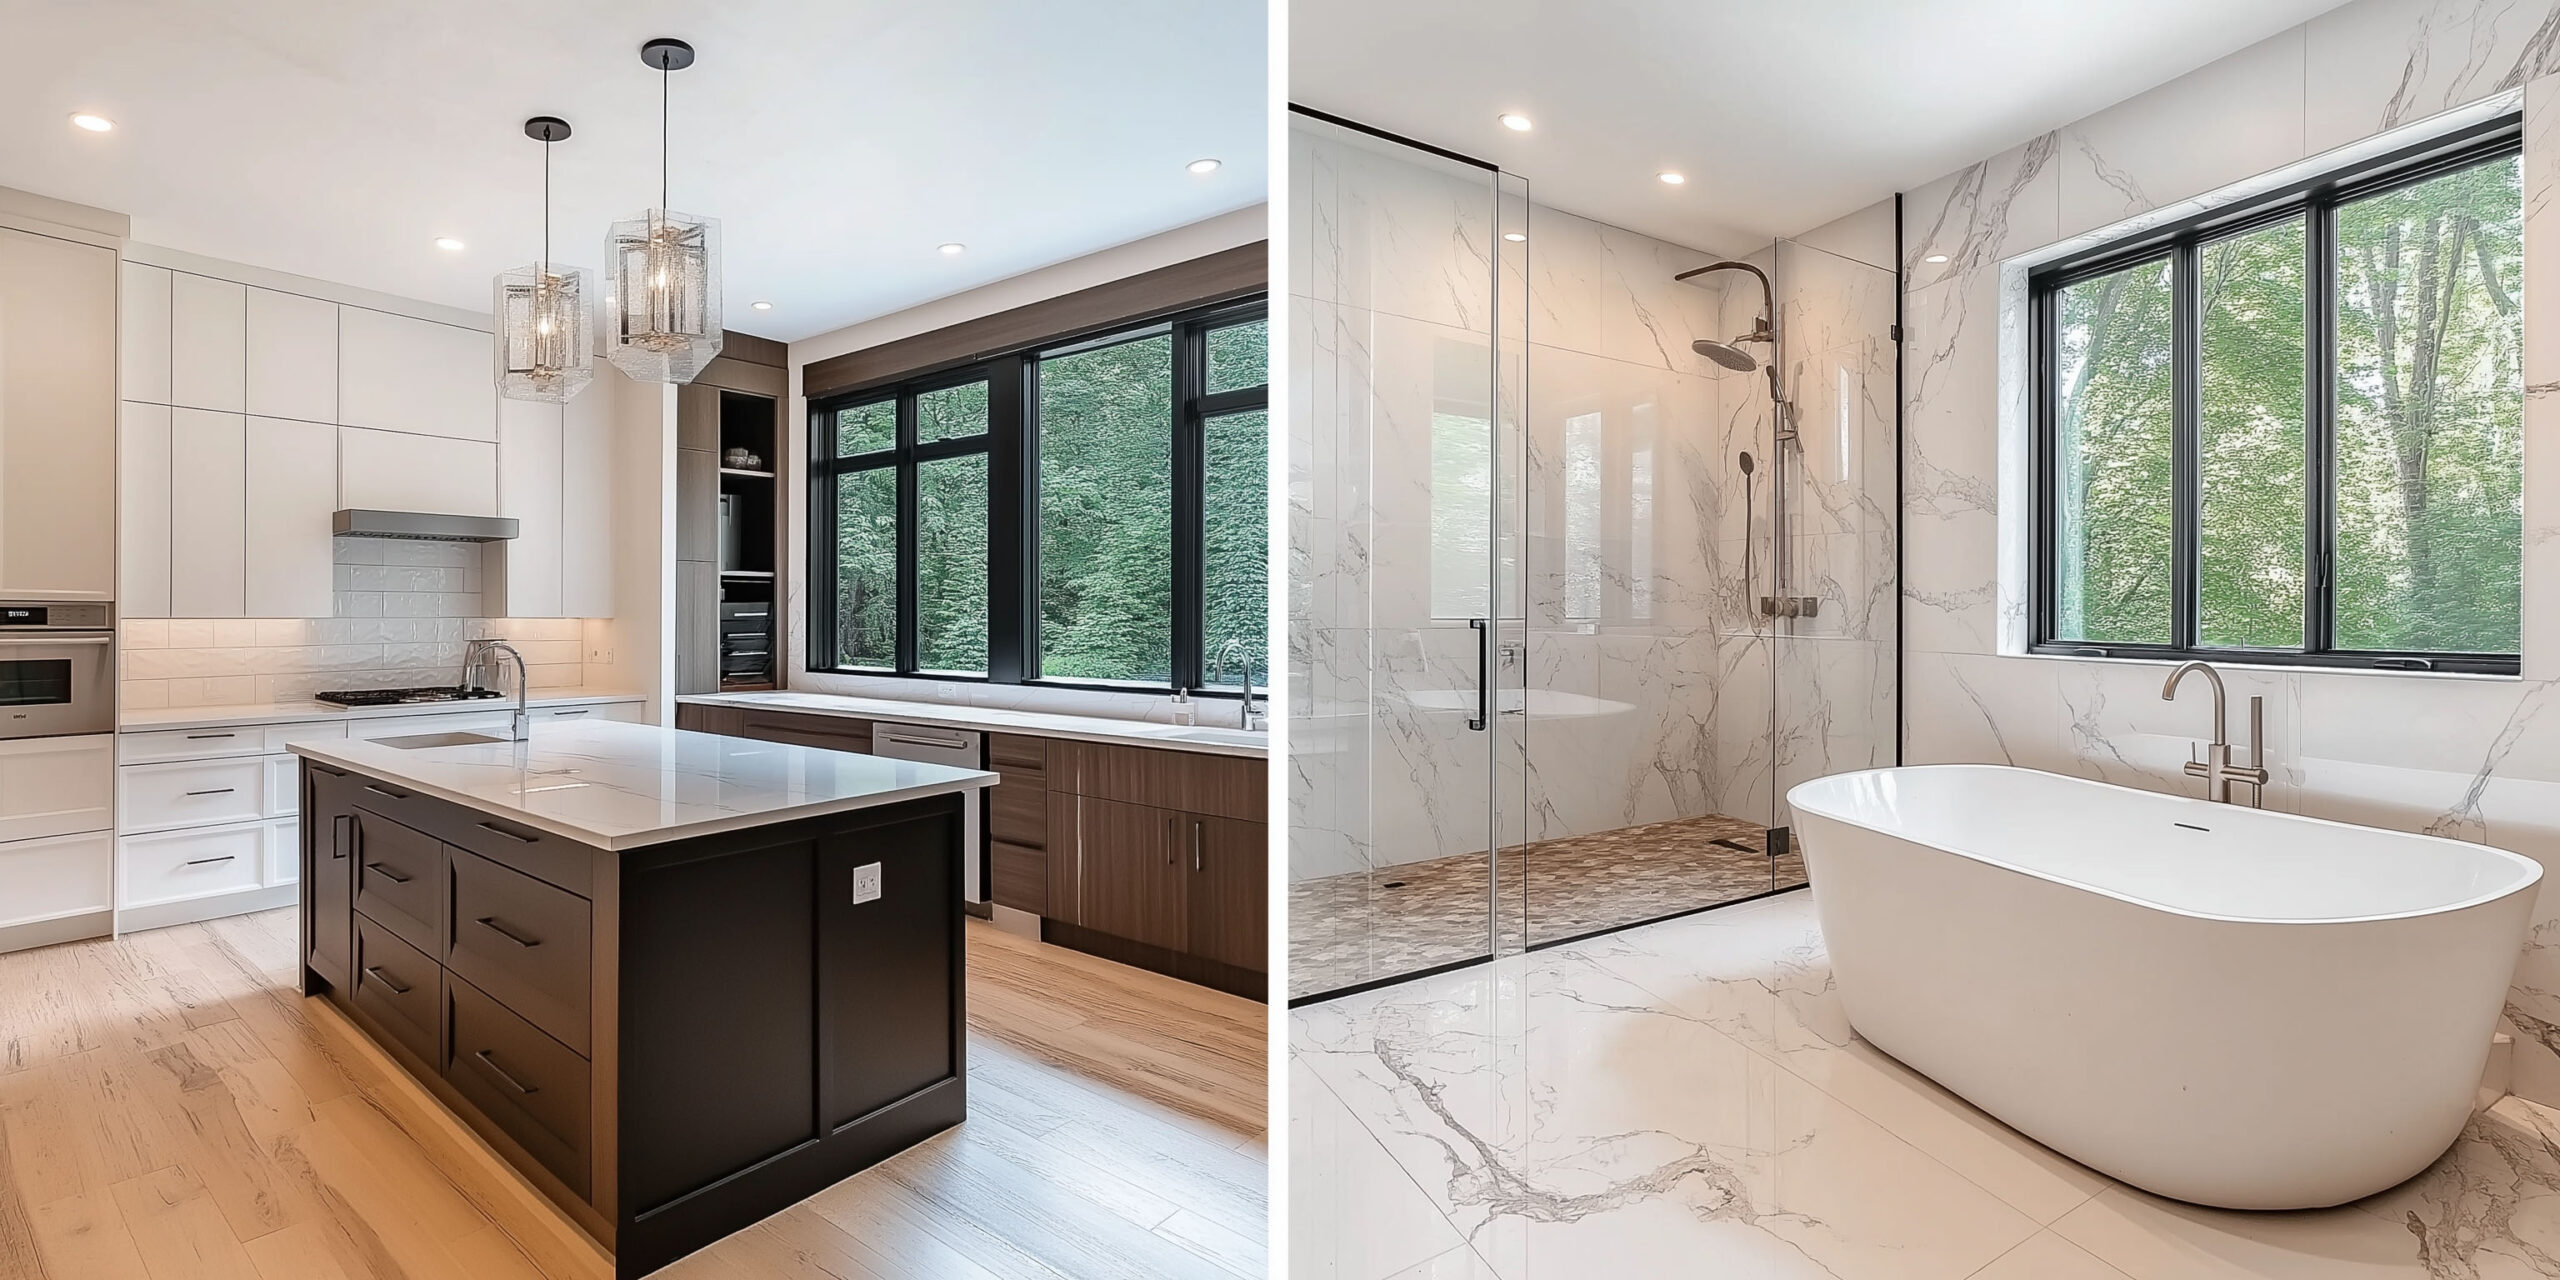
[2161, 661, 2269, 807]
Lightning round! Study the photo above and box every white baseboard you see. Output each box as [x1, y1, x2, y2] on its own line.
[118, 884, 297, 934]
[0, 909, 112, 955]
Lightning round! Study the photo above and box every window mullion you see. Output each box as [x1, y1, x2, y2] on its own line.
[896, 393, 919, 674]
[2172, 241, 2201, 653]
[2306, 199, 2337, 657]
[1171, 319, 1206, 692]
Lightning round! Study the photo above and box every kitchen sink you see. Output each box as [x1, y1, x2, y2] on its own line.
[373, 731, 509, 750]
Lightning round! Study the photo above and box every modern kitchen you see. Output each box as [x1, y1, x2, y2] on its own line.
[0, 6, 1270, 1279]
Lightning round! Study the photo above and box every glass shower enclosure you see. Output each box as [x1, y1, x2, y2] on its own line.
[1286, 108, 1898, 1000]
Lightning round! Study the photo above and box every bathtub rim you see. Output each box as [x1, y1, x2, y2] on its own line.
[1786, 763, 2543, 927]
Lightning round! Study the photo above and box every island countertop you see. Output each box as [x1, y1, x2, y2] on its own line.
[289, 718, 995, 851]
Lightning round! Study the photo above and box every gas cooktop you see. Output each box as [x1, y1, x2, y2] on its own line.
[313, 686, 508, 708]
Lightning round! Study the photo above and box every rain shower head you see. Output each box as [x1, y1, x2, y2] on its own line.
[1692, 338, 1759, 372]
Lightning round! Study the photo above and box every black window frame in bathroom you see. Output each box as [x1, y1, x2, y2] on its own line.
[2028, 112, 2523, 676]
[804, 295, 1270, 696]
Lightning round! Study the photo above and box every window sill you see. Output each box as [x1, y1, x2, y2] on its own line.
[2005, 646, 2521, 682]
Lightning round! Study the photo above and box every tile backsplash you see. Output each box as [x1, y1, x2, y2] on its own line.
[121, 538, 589, 708]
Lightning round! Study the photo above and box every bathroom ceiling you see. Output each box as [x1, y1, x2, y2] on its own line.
[1290, 0, 2353, 255]
[0, 0, 1266, 342]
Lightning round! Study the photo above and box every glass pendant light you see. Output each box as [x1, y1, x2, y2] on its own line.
[605, 37, 722, 383]
[495, 116, 594, 402]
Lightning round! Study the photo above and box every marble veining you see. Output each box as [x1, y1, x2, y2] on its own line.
[290, 719, 995, 850]
[1296, 890, 2560, 1280]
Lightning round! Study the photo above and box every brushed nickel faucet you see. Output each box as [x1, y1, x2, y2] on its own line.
[467, 638, 532, 742]
[2160, 660, 2268, 806]
[1211, 638, 1263, 730]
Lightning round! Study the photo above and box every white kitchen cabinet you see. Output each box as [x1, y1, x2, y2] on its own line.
[0, 831, 113, 932]
[169, 408, 247, 616]
[120, 261, 171, 403]
[562, 372, 616, 617]
[0, 226, 118, 600]
[170, 272, 246, 413]
[495, 400, 565, 617]
[120, 822, 266, 908]
[338, 306, 495, 441]
[245, 416, 339, 616]
[339, 426, 497, 516]
[246, 288, 338, 423]
[120, 401, 173, 616]
[120, 756, 266, 833]
[0, 734, 113, 843]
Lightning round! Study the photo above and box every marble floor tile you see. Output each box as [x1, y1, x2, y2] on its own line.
[1295, 948, 2043, 1279]
[1293, 888, 2560, 1279]
[1290, 1055, 1472, 1280]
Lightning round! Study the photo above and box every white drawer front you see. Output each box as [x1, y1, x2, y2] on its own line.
[350, 711, 513, 740]
[120, 725, 267, 763]
[534, 701, 642, 725]
[120, 823, 264, 907]
[265, 755, 300, 816]
[0, 829, 112, 927]
[121, 757, 267, 832]
[261, 721, 347, 753]
[266, 817, 299, 887]
[0, 734, 112, 843]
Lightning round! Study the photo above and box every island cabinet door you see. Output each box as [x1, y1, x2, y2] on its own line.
[302, 763, 358, 989]
[816, 801, 962, 1128]
[1067, 796, 1188, 953]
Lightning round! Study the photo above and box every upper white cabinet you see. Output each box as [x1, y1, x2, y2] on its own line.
[0, 226, 117, 599]
[120, 262, 171, 403]
[170, 272, 246, 413]
[562, 375, 615, 617]
[244, 417, 338, 617]
[245, 288, 337, 423]
[339, 426, 497, 517]
[120, 402, 173, 617]
[339, 308, 495, 441]
[495, 400, 565, 618]
[169, 408, 246, 617]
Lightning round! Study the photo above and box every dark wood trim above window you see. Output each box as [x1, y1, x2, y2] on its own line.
[801, 241, 1269, 401]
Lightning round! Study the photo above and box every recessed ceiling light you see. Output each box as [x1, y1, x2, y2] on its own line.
[69, 113, 114, 133]
[751, 300, 773, 311]
[1504, 232, 1527, 242]
[939, 242, 965, 256]
[1923, 253, 1951, 264]
[433, 237, 466, 252]
[1186, 158, 1221, 175]
[1657, 171, 1685, 185]
[1499, 113, 1532, 132]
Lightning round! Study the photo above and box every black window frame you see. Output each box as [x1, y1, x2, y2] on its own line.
[2029, 114, 2523, 676]
[805, 295, 1269, 695]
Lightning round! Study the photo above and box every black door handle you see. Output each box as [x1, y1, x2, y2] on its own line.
[473, 1049, 539, 1095]
[363, 965, 411, 995]
[364, 862, 411, 885]
[1468, 618, 1490, 732]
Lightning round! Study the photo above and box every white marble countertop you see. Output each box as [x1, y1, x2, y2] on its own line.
[121, 690, 648, 733]
[676, 690, 1268, 759]
[290, 719, 996, 851]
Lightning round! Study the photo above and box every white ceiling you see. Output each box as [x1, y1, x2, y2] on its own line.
[0, 0, 1267, 342]
[1291, 0, 2354, 254]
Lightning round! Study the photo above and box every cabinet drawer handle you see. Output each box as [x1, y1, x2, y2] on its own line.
[363, 965, 412, 995]
[185, 732, 237, 740]
[331, 814, 350, 858]
[363, 784, 409, 799]
[472, 1049, 540, 1095]
[184, 854, 236, 867]
[475, 821, 538, 844]
[364, 861, 412, 885]
[184, 787, 236, 797]
[474, 916, 540, 948]
[552, 709, 589, 718]
[1193, 820, 1204, 872]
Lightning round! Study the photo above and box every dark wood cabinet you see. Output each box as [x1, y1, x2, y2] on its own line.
[300, 757, 967, 1279]
[1043, 744, 1268, 999]
[1069, 797, 1189, 952]
[1188, 814, 1267, 972]
[737, 710, 874, 753]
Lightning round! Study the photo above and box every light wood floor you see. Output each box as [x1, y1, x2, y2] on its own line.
[0, 908, 1268, 1280]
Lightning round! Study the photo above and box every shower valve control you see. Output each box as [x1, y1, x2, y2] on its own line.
[1759, 595, 1821, 618]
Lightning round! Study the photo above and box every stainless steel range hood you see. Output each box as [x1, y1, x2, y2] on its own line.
[331, 509, 520, 543]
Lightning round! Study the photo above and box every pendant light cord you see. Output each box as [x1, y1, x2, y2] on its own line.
[540, 135, 551, 273]
[660, 62, 670, 212]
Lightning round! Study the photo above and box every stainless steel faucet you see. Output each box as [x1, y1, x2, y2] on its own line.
[2160, 660, 2268, 806]
[1211, 638, 1263, 730]
[469, 639, 532, 742]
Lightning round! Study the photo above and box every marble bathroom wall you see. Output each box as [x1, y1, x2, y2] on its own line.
[1897, 0, 2560, 1101]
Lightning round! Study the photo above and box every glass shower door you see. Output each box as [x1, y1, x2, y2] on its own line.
[1285, 111, 1519, 1000]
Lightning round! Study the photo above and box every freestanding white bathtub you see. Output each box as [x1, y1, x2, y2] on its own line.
[1787, 764, 2542, 1210]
